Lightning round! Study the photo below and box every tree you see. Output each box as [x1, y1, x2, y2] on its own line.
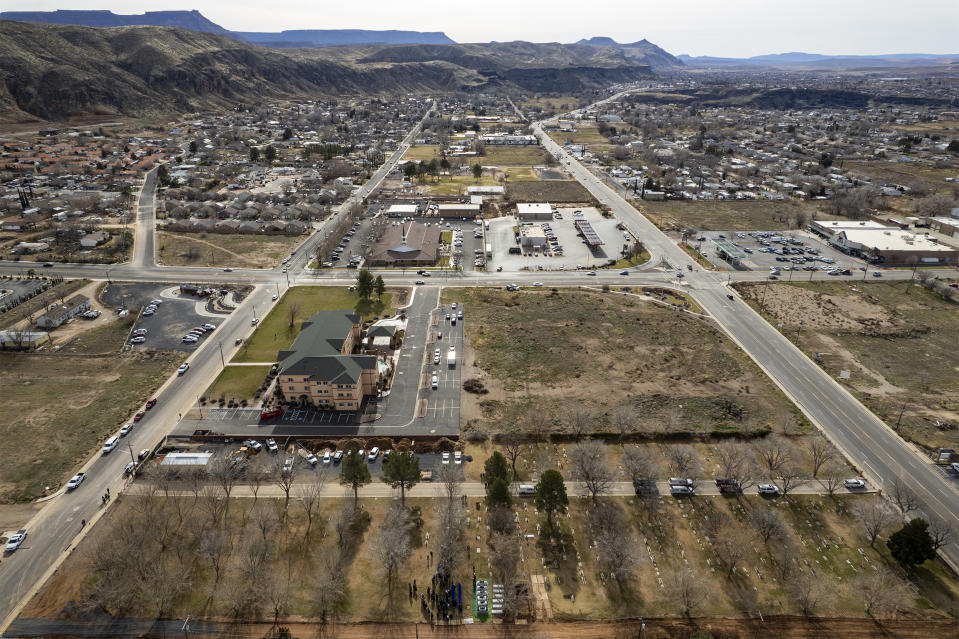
[189, 140, 198, 153]
[715, 521, 750, 578]
[355, 269, 375, 300]
[487, 477, 512, 509]
[818, 460, 845, 496]
[436, 461, 461, 504]
[340, 449, 371, 507]
[296, 477, 326, 544]
[287, 301, 300, 329]
[484, 451, 511, 486]
[809, 434, 833, 478]
[489, 532, 523, 620]
[858, 565, 902, 617]
[852, 500, 893, 548]
[610, 405, 636, 444]
[381, 450, 420, 506]
[788, 571, 823, 616]
[623, 446, 660, 484]
[371, 504, 412, 601]
[666, 566, 707, 617]
[750, 507, 785, 545]
[928, 516, 955, 551]
[282, 127, 293, 141]
[569, 440, 613, 503]
[472, 163, 483, 180]
[264, 145, 277, 164]
[757, 436, 792, 477]
[588, 501, 641, 581]
[889, 477, 920, 516]
[500, 426, 525, 482]
[534, 470, 568, 533]
[272, 457, 298, 517]
[715, 441, 757, 492]
[774, 462, 802, 497]
[888, 518, 936, 565]
[667, 444, 700, 479]
[374, 275, 386, 300]
[250, 146, 260, 162]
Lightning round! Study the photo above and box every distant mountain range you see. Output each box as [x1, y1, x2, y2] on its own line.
[0, 9, 233, 35]
[575, 37, 684, 69]
[679, 51, 959, 69]
[0, 21, 657, 122]
[237, 29, 455, 48]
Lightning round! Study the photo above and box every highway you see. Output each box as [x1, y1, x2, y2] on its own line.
[2, 89, 959, 633]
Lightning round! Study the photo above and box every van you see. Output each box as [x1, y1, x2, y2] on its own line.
[103, 435, 120, 454]
[670, 485, 694, 495]
[518, 484, 536, 496]
[668, 477, 693, 487]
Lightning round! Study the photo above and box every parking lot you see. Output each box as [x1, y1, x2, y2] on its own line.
[693, 229, 868, 275]
[416, 298, 464, 425]
[487, 207, 628, 272]
[100, 282, 232, 352]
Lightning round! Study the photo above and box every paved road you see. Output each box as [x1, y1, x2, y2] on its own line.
[130, 167, 157, 270]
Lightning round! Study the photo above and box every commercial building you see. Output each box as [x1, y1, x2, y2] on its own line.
[36, 295, 90, 328]
[368, 221, 441, 267]
[277, 311, 380, 412]
[478, 134, 537, 145]
[516, 202, 553, 221]
[830, 228, 958, 265]
[467, 186, 505, 196]
[519, 226, 548, 249]
[387, 204, 419, 217]
[436, 203, 481, 217]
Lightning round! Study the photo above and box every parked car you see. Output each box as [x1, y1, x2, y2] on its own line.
[120, 422, 133, 436]
[305, 453, 319, 466]
[260, 408, 283, 420]
[5, 529, 27, 552]
[123, 461, 136, 477]
[758, 484, 780, 495]
[103, 435, 119, 453]
[66, 473, 86, 490]
[246, 440, 263, 452]
[441, 451, 450, 464]
[137, 449, 150, 461]
[282, 458, 295, 474]
[145, 398, 157, 409]
[454, 451, 462, 464]
[130, 336, 146, 344]
[177, 363, 190, 375]
[368, 447, 380, 461]
[333, 450, 344, 463]
[844, 478, 866, 489]
[133, 411, 146, 422]
[266, 438, 279, 453]
[323, 451, 331, 464]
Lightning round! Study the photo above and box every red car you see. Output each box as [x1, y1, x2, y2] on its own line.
[145, 398, 157, 409]
[260, 408, 284, 420]
[133, 411, 146, 422]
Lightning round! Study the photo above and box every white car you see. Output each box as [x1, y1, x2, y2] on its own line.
[451, 303, 457, 310]
[844, 478, 866, 489]
[323, 451, 331, 464]
[5, 529, 27, 552]
[177, 363, 190, 375]
[266, 438, 278, 453]
[441, 451, 450, 464]
[182, 336, 198, 343]
[368, 447, 380, 461]
[454, 451, 462, 465]
[119, 422, 133, 436]
[533, 282, 543, 287]
[130, 336, 146, 344]
[272, 294, 278, 301]
[431, 374, 438, 389]
[150, 299, 163, 305]
[758, 484, 780, 495]
[66, 473, 86, 490]
[305, 453, 318, 466]
[202, 324, 216, 331]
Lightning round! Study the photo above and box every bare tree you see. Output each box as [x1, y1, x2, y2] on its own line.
[251, 501, 279, 546]
[715, 522, 750, 578]
[371, 504, 413, 602]
[313, 545, 349, 622]
[788, 571, 823, 616]
[435, 501, 464, 580]
[665, 565, 708, 617]
[138, 559, 188, 619]
[610, 405, 637, 444]
[775, 462, 803, 497]
[588, 502, 641, 581]
[272, 456, 298, 517]
[852, 500, 893, 548]
[297, 477, 326, 545]
[818, 460, 845, 496]
[288, 301, 300, 328]
[500, 426, 525, 482]
[750, 506, 785, 545]
[667, 444, 700, 478]
[928, 516, 956, 551]
[623, 445, 660, 483]
[715, 441, 758, 492]
[198, 483, 229, 531]
[889, 477, 920, 516]
[757, 436, 792, 477]
[567, 406, 593, 439]
[436, 461, 461, 504]
[489, 532, 524, 620]
[197, 527, 232, 587]
[569, 440, 614, 503]
[809, 434, 833, 478]
[488, 505, 517, 536]
[858, 565, 903, 617]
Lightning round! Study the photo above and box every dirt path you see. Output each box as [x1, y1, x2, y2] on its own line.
[162, 233, 248, 261]
[8, 616, 958, 639]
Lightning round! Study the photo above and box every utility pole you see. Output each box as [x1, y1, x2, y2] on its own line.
[218, 342, 225, 368]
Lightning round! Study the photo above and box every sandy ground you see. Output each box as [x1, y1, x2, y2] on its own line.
[0, 503, 43, 535]
[5, 281, 112, 347]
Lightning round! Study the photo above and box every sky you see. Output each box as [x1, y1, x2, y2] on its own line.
[4, 0, 959, 57]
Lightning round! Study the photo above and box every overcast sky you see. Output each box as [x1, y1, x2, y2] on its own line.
[5, 0, 958, 57]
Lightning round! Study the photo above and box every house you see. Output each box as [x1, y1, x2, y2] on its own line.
[13, 241, 50, 254]
[368, 222, 440, 267]
[79, 231, 109, 248]
[277, 311, 381, 412]
[36, 295, 91, 328]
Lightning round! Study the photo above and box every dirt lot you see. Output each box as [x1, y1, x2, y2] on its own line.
[445, 288, 798, 437]
[507, 180, 594, 203]
[845, 159, 959, 196]
[640, 199, 837, 232]
[156, 231, 305, 269]
[735, 280, 959, 450]
[0, 322, 183, 502]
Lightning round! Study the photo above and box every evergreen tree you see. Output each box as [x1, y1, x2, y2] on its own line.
[888, 518, 936, 565]
[535, 469, 568, 533]
[340, 450, 371, 507]
[382, 451, 420, 506]
[356, 269, 375, 300]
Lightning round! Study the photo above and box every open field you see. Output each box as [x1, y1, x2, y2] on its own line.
[547, 125, 611, 146]
[507, 180, 593, 203]
[157, 231, 305, 269]
[520, 95, 582, 113]
[232, 286, 402, 363]
[426, 175, 499, 196]
[403, 145, 444, 162]
[845, 160, 959, 195]
[0, 316, 183, 502]
[445, 288, 798, 437]
[204, 365, 272, 403]
[502, 167, 538, 182]
[735, 280, 959, 450]
[481, 146, 548, 167]
[639, 199, 838, 232]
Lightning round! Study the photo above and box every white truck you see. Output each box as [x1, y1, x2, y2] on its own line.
[447, 348, 456, 367]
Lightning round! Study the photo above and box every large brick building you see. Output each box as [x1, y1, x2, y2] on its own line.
[276, 311, 380, 412]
